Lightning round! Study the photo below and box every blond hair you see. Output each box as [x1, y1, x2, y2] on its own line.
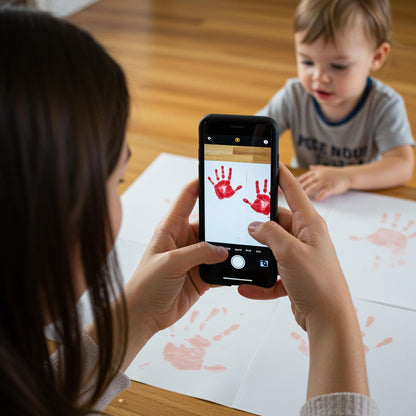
[294, 0, 392, 47]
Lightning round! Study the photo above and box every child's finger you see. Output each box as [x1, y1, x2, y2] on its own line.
[314, 187, 332, 201]
[299, 170, 320, 187]
[297, 171, 313, 183]
[297, 168, 318, 184]
[309, 165, 321, 171]
[302, 181, 322, 197]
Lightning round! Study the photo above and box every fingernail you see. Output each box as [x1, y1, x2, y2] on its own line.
[248, 221, 262, 233]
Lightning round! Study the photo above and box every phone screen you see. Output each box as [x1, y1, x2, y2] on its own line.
[199, 114, 279, 287]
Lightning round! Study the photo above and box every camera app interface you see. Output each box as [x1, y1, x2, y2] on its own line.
[204, 134, 272, 249]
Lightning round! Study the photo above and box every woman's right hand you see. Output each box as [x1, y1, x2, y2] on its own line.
[239, 163, 369, 399]
[238, 162, 351, 330]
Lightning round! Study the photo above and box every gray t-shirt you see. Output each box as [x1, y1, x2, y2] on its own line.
[257, 78, 414, 168]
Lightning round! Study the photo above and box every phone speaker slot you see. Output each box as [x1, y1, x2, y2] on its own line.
[223, 277, 253, 282]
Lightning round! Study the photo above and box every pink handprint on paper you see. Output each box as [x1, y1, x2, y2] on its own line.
[243, 179, 270, 215]
[350, 213, 416, 270]
[163, 307, 240, 373]
[208, 166, 242, 200]
[290, 312, 393, 357]
[361, 314, 393, 354]
[290, 332, 309, 357]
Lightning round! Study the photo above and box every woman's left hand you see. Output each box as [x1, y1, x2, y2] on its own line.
[121, 179, 228, 365]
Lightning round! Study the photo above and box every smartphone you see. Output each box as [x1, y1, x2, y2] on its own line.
[199, 114, 279, 288]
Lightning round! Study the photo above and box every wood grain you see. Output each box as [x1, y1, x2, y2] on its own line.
[67, 1, 416, 414]
[205, 144, 271, 163]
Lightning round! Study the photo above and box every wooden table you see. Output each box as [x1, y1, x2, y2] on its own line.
[108, 160, 416, 416]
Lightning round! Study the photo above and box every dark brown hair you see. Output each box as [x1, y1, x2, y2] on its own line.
[0, 7, 129, 415]
[294, 0, 392, 47]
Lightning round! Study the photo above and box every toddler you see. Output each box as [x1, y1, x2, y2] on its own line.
[258, 0, 414, 200]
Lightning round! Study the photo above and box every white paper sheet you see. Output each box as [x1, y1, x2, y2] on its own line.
[125, 291, 416, 416]
[114, 238, 147, 286]
[125, 287, 278, 407]
[325, 192, 416, 309]
[118, 153, 198, 246]
[118, 153, 416, 415]
[234, 297, 416, 416]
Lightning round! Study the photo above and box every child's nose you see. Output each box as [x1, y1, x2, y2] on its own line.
[312, 67, 330, 83]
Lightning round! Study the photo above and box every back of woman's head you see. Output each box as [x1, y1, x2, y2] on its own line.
[0, 7, 129, 415]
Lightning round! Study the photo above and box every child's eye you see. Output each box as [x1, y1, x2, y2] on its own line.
[118, 177, 125, 184]
[331, 63, 348, 70]
[301, 60, 314, 66]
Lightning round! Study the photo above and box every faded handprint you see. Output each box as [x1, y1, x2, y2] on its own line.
[163, 307, 240, 373]
[350, 213, 416, 271]
[208, 166, 242, 200]
[290, 312, 393, 357]
[243, 179, 270, 215]
[290, 332, 309, 357]
[361, 314, 393, 354]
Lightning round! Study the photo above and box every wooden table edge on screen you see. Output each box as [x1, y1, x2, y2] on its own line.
[108, 165, 416, 416]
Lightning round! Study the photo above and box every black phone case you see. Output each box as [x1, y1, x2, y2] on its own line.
[198, 114, 279, 288]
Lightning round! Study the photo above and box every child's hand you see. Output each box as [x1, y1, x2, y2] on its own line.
[297, 165, 352, 201]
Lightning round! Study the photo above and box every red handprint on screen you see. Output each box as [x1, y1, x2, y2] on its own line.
[243, 179, 270, 215]
[208, 165, 242, 200]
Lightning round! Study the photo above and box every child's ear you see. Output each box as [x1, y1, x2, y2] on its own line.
[370, 42, 390, 71]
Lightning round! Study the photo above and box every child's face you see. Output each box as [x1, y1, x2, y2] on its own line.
[294, 23, 387, 121]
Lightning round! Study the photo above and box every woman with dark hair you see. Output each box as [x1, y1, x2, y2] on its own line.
[0, 6, 228, 415]
[0, 5, 131, 414]
[0, 6, 375, 416]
